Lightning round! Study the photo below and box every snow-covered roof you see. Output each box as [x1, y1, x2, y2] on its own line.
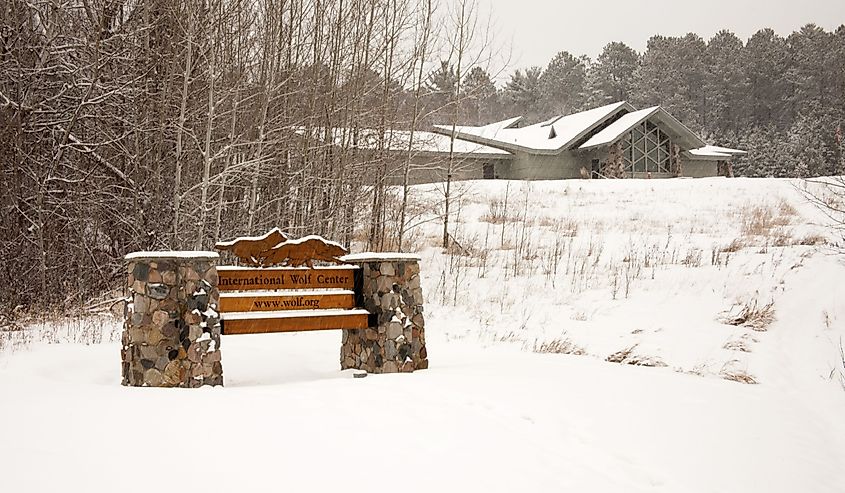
[579, 106, 707, 151]
[297, 127, 511, 158]
[433, 102, 633, 155]
[578, 107, 660, 149]
[686, 145, 747, 161]
[688, 145, 747, 157]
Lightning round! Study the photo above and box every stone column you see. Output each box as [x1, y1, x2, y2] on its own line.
[340, 254, 428, 374]
[121, 252, 223, 387]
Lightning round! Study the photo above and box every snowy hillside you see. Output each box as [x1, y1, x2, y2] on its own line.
[2, 177, 845, 492]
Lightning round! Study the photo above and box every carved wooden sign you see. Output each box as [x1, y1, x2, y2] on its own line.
[214, 229, 348, 268]
[214, 228, 288, 266]
[214, 230, 368, 335]
[260, 235, 348, 268]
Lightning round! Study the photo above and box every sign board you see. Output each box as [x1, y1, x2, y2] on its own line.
[221, 309, 370, 335]
[214, 230, 369, 335]
[217, 266, 357, 291]
[219, 290, 356, 312]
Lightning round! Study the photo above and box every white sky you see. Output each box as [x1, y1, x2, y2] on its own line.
[483, 0, 845, 69]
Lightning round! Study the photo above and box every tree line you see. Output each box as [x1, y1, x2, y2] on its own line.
[1, 0, 497, 313]
[437, 24, 845, 178]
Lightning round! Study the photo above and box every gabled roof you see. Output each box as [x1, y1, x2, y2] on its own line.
[578, 106, 706, 151]
[578, 107, 660, 149]
[433, 102, 634, 155]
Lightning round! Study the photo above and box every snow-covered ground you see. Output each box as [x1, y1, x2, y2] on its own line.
[2, 177, 845, 492]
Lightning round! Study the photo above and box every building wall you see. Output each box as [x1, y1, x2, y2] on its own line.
[683, 160, 719, 178]
[504, 152, 585, 180]
[385, 155, 512, 185]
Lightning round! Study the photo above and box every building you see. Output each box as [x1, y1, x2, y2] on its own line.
[302, 101, 745, 184]
[431, 101, 746, 180]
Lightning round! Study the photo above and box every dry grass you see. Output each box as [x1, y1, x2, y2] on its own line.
[740, 202, 794, 238]
[479, 198, 515, 224]
[723, 334, 758, 353]
[681, 248, 703, 267]
[793, 234, 828, 246]
[605, 344, 668, 367]
[720, 238, 746, 253]
[719, 299, 776, 331]
[772, 229, 794, 247]
[741, 206, 776, 236]
[0, 314, 120, 355]
[532, 338, 586, 355]
[538, 217, 579, 237]
[720, 361, 758, 384]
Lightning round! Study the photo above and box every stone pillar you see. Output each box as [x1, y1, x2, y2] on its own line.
[340, 254, 428, 374]
[671, 143, 683, 177]
[121, 252, 223, 387]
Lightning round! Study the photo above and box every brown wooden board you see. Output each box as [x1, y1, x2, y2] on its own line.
[219, 291, 355, 312]
[221, 310, 370, 335]
[217, 266, 357, 291]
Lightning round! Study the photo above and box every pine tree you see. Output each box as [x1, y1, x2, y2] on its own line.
[745, 28, 792, 130]
[539, 51, 588, 115]
[704, 30, 749, 139]
[587, 42, 640, 105]
[462, 67, 499, 124]
[502, 67, 544, 122]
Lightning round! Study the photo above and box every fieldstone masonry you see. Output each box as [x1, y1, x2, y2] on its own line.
[121, 252, 223, 387]
[340, 254, 428, 373]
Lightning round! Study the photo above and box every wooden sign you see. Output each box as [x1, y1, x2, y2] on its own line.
[215, 231, 371, 337]
[217, 266, 358, 291]
[215, 229, 349, 268]
[260, 235, 348, 268]
[221, 309, 371, 335]
[219, 290, 356, 312]
[214, 228, 288, 266]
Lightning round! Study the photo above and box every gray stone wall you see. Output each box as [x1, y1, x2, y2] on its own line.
[507, 151, 584, 180]
[341, 257, 428, 373]
[122, 253, 223, 387]
[683, 160, 719, 178]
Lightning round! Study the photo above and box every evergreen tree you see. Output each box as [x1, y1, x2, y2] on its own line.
[744, 28, 792, 130]
[502, 66, 544, 122]
[586, 42, 640, 106]
[423, 61, 459, 123]
[704, 30, 748, 139]
[634, 34, 707, 133]
[539, 51, 588, 115]
[787, 24, 835, 116]
[462, 66, 499, 124]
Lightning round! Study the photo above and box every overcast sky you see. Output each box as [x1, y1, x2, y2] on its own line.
[484, 0, 845, 69]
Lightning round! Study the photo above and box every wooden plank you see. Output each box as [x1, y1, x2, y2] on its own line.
[217, 266, 357, 291]
[221, 310, 370, 335]
[219, 291, 356, 312]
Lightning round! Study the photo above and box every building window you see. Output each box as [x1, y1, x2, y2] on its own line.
[621, 120, 672, 175]
[482, 163, 494, 179]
